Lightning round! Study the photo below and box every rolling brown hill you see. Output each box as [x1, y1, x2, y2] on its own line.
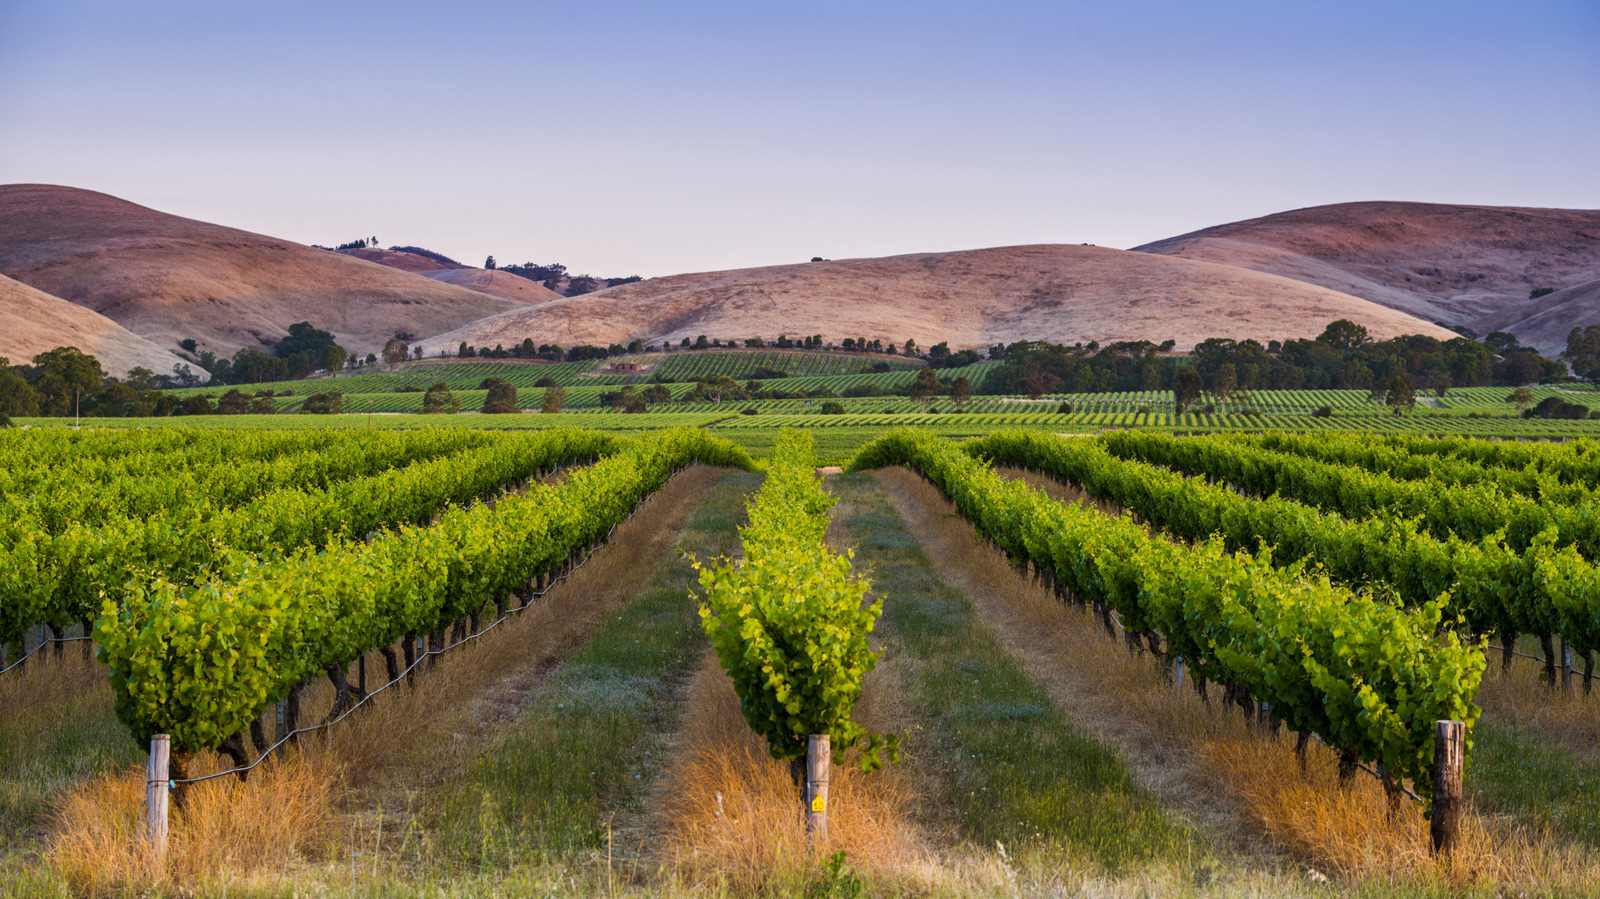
[335, 246, 465, 273]
[421, 268, 566, 305]
[0, 274, 199, 379]
[414, 244, 1457, 356]
[0, 185, 526, 357]
[1134, 201, 1600, 341]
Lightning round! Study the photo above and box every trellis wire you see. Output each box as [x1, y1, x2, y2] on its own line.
[168, 475, 669, 786]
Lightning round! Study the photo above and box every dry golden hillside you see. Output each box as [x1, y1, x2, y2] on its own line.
[420, 269, 566, 305]
[1134, 201, 1600, 337]
[335, 247, 465, 273]
[0, 185, 524, 357]
[415, 244, 1456, 355]
[0, 274, 199, 379]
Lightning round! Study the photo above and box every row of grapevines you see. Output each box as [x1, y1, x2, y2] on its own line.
[96, 428, 754, 753]
[1365, 432, 1600, 486]
[0, 430, 624, 656]
[966, 431, 1600, 656]
[1224, 431, 1592, 506]
[3, 428, 495, 534]
[850, 429, 1483, 805]
[1101, 431, 1600, 561]
[0, 428, 361, 499]
[695, 429, 893, 770]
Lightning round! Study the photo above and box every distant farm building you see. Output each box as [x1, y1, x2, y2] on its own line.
[609, 362, 643, 373]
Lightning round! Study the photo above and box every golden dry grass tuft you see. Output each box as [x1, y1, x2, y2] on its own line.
[48, 749, 334, 894]
[870, 464, 1600, 893]
[657, 654, 943, 893]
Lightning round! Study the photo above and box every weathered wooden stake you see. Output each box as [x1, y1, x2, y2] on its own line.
[1172, 657, 1186, 694]
[805, 735, 830, 845]
[146, 734, 170, 858]
[1431, 720, 1465, 856]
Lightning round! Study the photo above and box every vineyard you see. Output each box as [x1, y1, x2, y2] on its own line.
[4, 422, 1600, 896]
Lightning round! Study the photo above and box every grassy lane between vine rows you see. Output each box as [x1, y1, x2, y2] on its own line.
[13, 465, 752, 897]
[821, 471, 1220, 893]
[998, 461, 1600, 858]
[969, 463, 1600, 894]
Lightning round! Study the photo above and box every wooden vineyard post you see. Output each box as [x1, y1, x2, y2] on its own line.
[1431, 720, 1464, 856]
[1562, 639, 1573, 695]
[805, 735, 830, 845]
[1172, 657, 1186, 695]
[146, 734, 170, 859]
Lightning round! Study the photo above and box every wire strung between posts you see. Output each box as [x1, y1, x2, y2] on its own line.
[1101, 607, 1426, 804]
[0, 635, 95, 677]
[168, 480, 668, 787]
[1486, 642, 1595, 683]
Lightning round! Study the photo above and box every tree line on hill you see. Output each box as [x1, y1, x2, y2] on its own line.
[983, 320, 1587, 402]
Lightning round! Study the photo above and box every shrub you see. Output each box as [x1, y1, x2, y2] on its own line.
[819, 401, 845, 415]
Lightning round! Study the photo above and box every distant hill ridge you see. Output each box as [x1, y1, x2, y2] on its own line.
[1134, 200, 1600, 356]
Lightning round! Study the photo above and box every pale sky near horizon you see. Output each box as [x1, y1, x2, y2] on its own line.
[2, 1, 1597, 277]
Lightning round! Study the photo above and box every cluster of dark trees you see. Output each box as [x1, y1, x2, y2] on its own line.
[0, 346, 326, 423]
[181, 322, 377, 386]
[984, 320, 1573, 399]
[487, 260, 643, 296]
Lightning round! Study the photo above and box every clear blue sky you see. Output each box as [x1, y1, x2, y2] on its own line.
[2, 1, 1596, 276]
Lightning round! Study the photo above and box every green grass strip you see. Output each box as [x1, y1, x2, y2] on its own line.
[828, 472, 1196, 873]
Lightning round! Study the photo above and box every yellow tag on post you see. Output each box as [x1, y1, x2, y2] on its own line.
[811, 796, 826, 813]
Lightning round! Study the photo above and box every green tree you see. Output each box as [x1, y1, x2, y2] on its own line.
[217, 389, 252, 414]
[480, 377, 518, 414]
[32, 346, 104, 417]
[1317, 319, 1371, 350]
[909, 368, 942, 411]
[1384, 375, 1415, 415]
[459, 342, 472, 358]
[819, 400, 845, 415]
[1562, 324, 1600, 380]
[273, 322, 337, 359]
[1172, 365, 1203, 414]
[540, 384, 567, 413]
[1507, 387, 1536, 413]
[949, 375, 973, 411]
[321, 345, 349, 375]
[422, 382, 460, 414]
[300, 391, 343, 414]
[0, 358, 40, 417]
[382, 338, 409, 371]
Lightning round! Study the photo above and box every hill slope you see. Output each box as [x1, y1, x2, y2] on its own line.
[0, 274, 200, 379]
[1482, 278, 1600, 359]
[335, 246, 465, 273]
[421, 268, 566, 305]
[415, 244, 1457, 355]
[1134, 201, 1600, 337]
[0, 185, 525, 357]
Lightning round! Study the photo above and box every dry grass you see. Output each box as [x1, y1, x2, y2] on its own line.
[37, 465, 735, 893]
[416, 243, 1454, 358]
[1476, 648, 1600, 765]
[48, 748, 334, 894]
[870, 465, 1600, 893]
[653, 654, 942, 893]
[0, 635, 103, 730]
